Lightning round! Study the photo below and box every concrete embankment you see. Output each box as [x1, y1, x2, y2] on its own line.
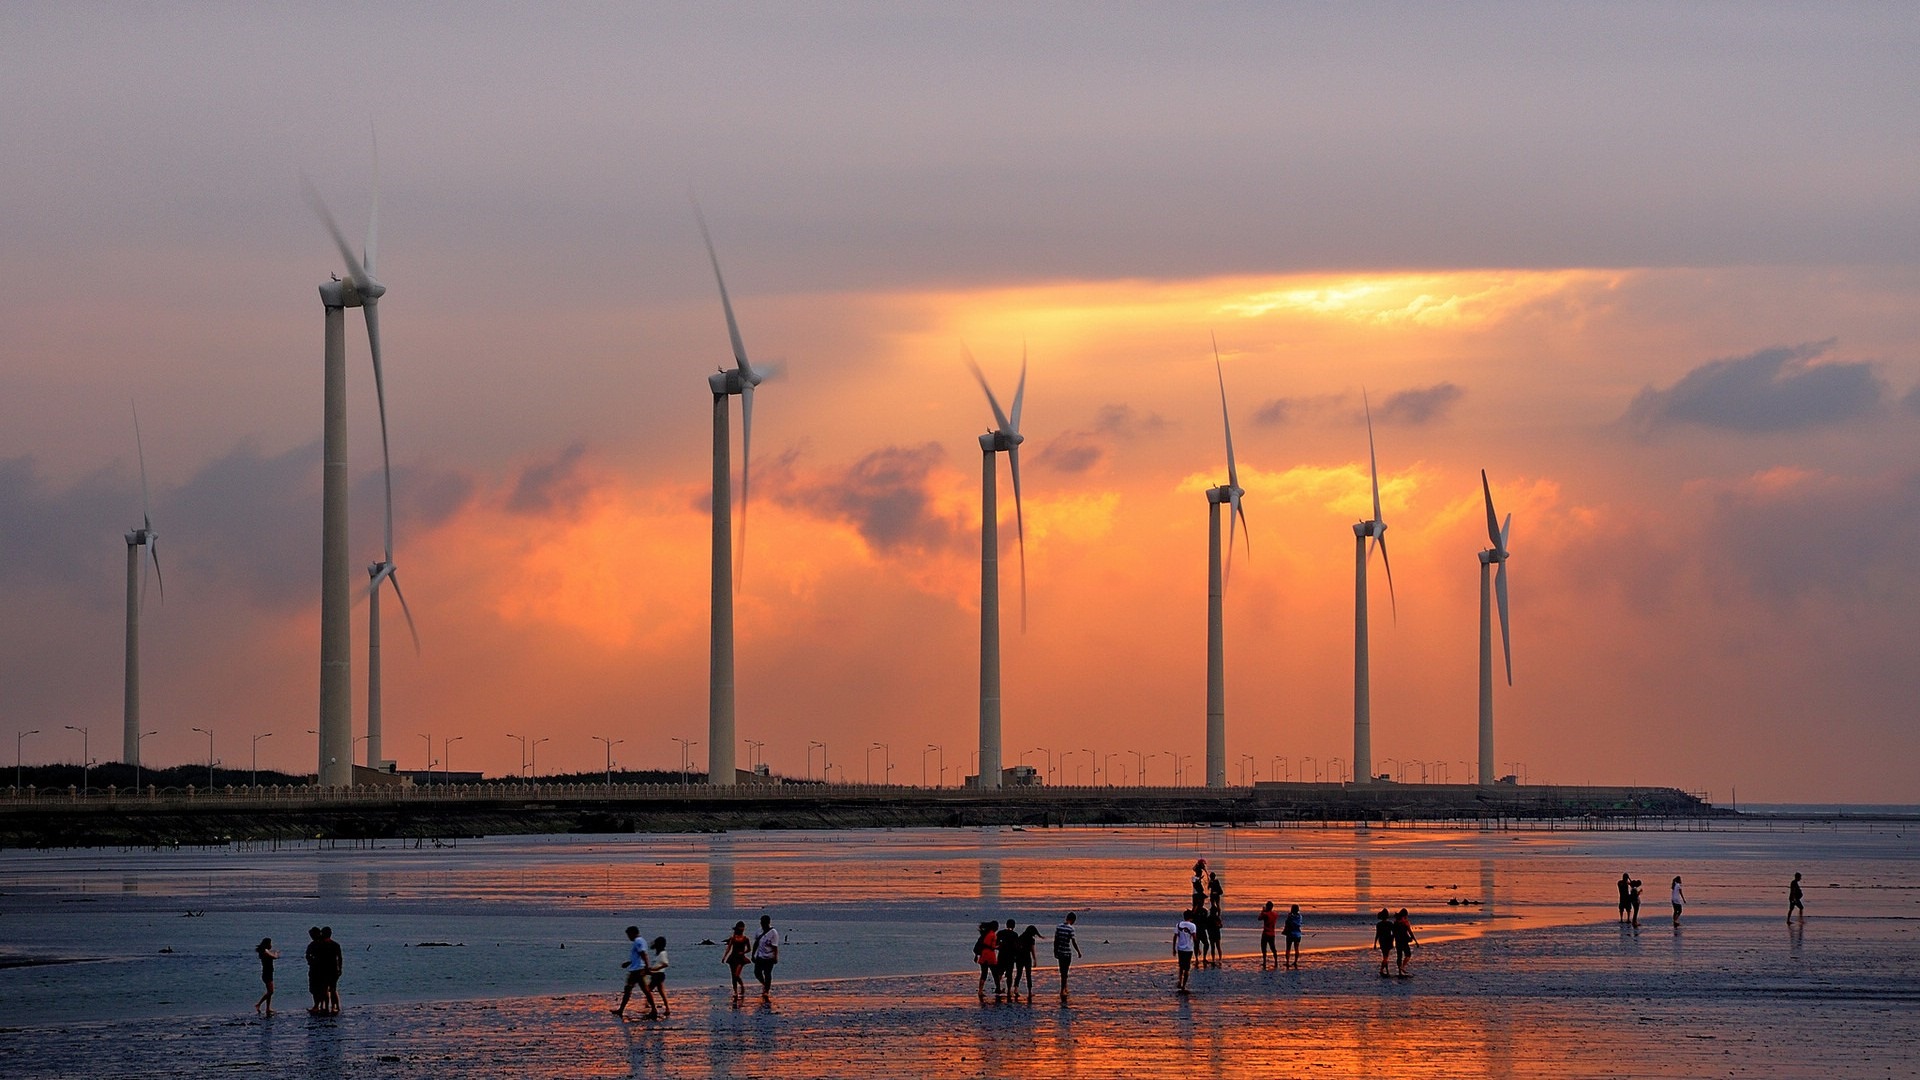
[0, 782, 1720, 847]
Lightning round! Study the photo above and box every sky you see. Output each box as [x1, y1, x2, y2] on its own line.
[3, 3, 1918, 802]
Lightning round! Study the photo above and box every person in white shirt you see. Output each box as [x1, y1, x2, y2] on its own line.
[752, 914, 782, 1000]
[646, 936, 670, 1018]
[1173, 910, 1198, 991]
[611, 925, 656, 1019]
[1670, 877, 1686, 926]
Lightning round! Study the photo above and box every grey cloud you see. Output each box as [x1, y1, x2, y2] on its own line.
[1377, 383, 1465, 426]
[1036, 433, 1105, 476]
[1624, 340, 1882, 434]
[0, 456, 131, 601]
[171, 440, 321, 611]
[1705, 469, 1920, 609]
[1092, 404, 1166, 437]
[776, 443, 967, 555]
[1902, 384, 1920, 415]
[1251, 393, 1349, 428]
[506, 443, 590, 516]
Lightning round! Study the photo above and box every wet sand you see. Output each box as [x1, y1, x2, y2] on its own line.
[3, 912, 1914, 1078]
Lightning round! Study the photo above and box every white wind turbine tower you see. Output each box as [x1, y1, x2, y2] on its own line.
[305, 162, 385, 788]
[363, 312, 419, 774]
[1476, 470, 1513, 786]
[966, 347, 1028, 791]
[122, 406, 164, 768]
[1204, 341, 1248, 790]
[696, 206, 769, 788]
[1351, 394, 1396, 785]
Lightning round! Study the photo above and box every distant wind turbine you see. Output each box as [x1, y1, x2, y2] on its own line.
[304, 152, 386, 788]
[1476, 470, 1513, 786]
[967, 346, 1028, 790]
[1352, 393, 1396, 785]
[122, 405, 163, 769]
[696, 203, 768, 789]
[1204, 338, 1248, 790]
[363, 276, 419, 773]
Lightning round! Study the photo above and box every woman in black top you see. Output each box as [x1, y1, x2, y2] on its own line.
[254, 937, 279, 1016]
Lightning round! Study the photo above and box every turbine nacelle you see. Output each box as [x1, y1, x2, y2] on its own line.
[709, 367, 762, 396]
[979, 429, 1024, 453]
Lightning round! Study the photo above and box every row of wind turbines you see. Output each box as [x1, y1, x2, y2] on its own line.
[114, 162, 1516, 792]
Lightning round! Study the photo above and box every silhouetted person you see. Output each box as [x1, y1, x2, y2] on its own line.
[254, 937, 279, 1016]
[1258, 901, 1280, 964]
[1374, 909, 1393, 975]
[318, 927, 343, 1014]
[1629, 879, 1643, 926]
[975, 920, 1001, 997]
[1283, 904, 1304, 967]
[1788, 872, 1805, 922]
[1015, 924, 1041, 998]
[646, 936, 670, 1018]
[751, 914, 781, 1000]
[995, 919, 1018, 995]
[303, 927, 326, 1014]
[1052, 912, 1082, 1002]
[1173, 909, 1198, 991]
[1670, 877, 1685, 926]
[724, 921, 751, 1002]
[1392, 909, 1417, 975]
[1617, 873, 1632, 923]
[612, 925, 652, 1018]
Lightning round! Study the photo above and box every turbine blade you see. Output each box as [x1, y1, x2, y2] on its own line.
[1213, 335, 1239, 491]
[1481, 469, 1503, 552]
[132, 401, 152, 525]
[1500, 511, 1512, 551]
[962, 344, 1012, 432]
[302, 177, 372, 291]
[693, 199, 753, 378]
[1009, 344, 1027, 435]
[1234, 494, 1251, 561]
[1365, 391, 1383, 526]
[735, 381, 753, 587]
[387, 569, 422, 655]
[1495, 560, 1512, 685]
[1009, 444, 1027, 633]
[364, 304, 395, 560]
[364, 123, 379, 277]
[1379, 534, 1397, 623]
[147, 538, 163, 604]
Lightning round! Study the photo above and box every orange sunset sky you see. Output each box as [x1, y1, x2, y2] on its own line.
[3, 6, 1918, 802]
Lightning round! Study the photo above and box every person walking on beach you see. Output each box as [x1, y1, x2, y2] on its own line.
[1788, 872, 1805, 922]
[1283, 904, 1304, 968]
[317, 927, 343, 1014]
[723, 921, 751, 1002]
[975, 921, 1002, 997]
[646, 936, 670, 1018]
[1670, 876, 1686, 926]
[1392, 909, 1418, 976]
[1052, 912, 1082, 1002]
[1015, 924, 1041, 999]
[303, 927, 326, 1013]
[752, 914, 781, 1000]
[1618, 873, 1632, 923]
[1204, 903, 1224, 966]
[1374, 909, 1394, 975]
[1173, 910, 1198, 992]
[1191, 864, 1206, 915]
[254, 937, 279, 1016]
[612, 925, 655, 1019]
[1629, 878, 1643, 926]
[1258, 901, 1280, 965]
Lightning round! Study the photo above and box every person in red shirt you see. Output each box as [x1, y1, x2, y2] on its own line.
[1258, 901, 1280, 965]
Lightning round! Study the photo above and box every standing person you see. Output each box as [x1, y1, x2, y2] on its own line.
[1052, 912, 1082, 1002]
[254, 937, 279, 1016]
[1670, 877, 1685, 926]
[646, 937, 670, 1018]
[994, 919, 1018, 995]
[723, 921, 751, 1002]
[1015, 924, 1041, 999]
[1629, 879, 1643, 926]
[1173, 910, 1198, 992]
[1373, 909, 1394, 976]
[1258, 901, 1280, 965]
[1208, 870, 1224, 912]
[1392, 909, 1418, 976]
[1617, 873, 1633, 923]
[303, 927, 326, 1014]
[1204, 903, 1224, 966]
[975, 921, 1001, 997]
[1191, 861, 1207, 913]
[611, 925, 653, 1019]
[1282, 904, 1304, 968]
[1788, 872, 1805, 922]
[751, 914, 781, 1000]
[318, 927, 343, 1015]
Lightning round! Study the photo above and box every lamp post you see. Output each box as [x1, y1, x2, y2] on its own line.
[745, 739, 765, 775]
[531, 736, 549, 781]
[1330, 757, 1347, 785]
[16, 729, 39, 791]
[251, 731, 273, 788]
[1104, 752, 1121, 787]
[1303, 755, 1318, 783]
[1131, 750, 1154, 787]
[1272, 755, 1285, 783]
[672, 737, 699, 786]
[134, 729, 158, 791]
[1163, 749, 1180, 786]
[922, 744, 943, 788]
[64, 724, 90, 794]
[594, 736, 623, 787]
[418, 732, 432, 784]
[808, 740, 827, 782]
[190, 725, 214, 789]
[866, 742, 890, 786]
[445, 736, 464, 786]
[507, 733, 528, 777]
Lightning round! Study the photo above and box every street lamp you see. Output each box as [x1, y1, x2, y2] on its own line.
[745, 739, 765, 774]
[594, 736, 624, 787]
[808, 741, 827, 782]
[507, 733, 528, 777]
[134, 729, 158, 791]
[531, 737, 549, 781]
[190, 726, 215, 789]
[672, 737, 699, 785]
[922, 744, 943, 788]
[445, 736, 464, 786]
[1104, 752, 1121, 787]
[418, 733, 433, 784]
[15, 729, 39, 791]
[1272, 755, 1286, 784]
[251, 731, 273, 788]
[1080, 747, 1094, 786]
[1131, 750, 1154, 786]
[1302, 755, 1318, 783]
[1330, 757, 1347, 785]
[866, 742, 890, 786]
[64, 724, 90, 795]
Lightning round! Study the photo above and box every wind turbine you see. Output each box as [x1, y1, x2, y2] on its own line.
[1352, 393, 1395, 785]
[967, 346, 1027, 791]
[122, 406, 163, 768]
[305, 158, 385, 788]
[1204, 338, 1248, 790]
[696, 205, 768, 789]
[364, 382, 419, 774]
[1476, 470, 1512, 786]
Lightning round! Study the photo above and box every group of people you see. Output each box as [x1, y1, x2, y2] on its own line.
[1258, 900, 1304, 967]
[251, 927, 343, 1017]
[1616, 873, 1694, 927]
[1372, 908, 1419, 976]
[974, 912, 1084, 1002]
[614, 913, 780, 1019]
